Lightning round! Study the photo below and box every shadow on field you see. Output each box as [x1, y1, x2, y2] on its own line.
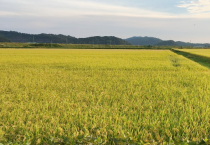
[171, 49, 210, 69]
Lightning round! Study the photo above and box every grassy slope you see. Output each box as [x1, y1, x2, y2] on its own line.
[0, 49, 210, 144]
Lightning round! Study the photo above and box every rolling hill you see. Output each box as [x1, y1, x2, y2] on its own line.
[125, 36, 162, 46]
[0, 31, 130, 45]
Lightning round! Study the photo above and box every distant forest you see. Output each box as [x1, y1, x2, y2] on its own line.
[0, 31, 130, 45]
[0, 36, 11, 42]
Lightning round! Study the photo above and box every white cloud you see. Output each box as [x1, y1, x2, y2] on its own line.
[0, 0, 191, 18]
[177, 0, 210, 17]
[0, 11, 20, 16]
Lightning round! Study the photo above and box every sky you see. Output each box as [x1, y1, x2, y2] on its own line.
[0, 0, 210, 43]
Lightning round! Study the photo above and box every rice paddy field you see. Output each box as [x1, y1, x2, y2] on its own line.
[178, 49, 210, 57]
[0, 49, 210, 144]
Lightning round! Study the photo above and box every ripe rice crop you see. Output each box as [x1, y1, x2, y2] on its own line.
[0, 49, 210, 144]
[178, 49, 210, 57]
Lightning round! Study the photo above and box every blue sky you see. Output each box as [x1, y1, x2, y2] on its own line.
[0, 0, 210, 43]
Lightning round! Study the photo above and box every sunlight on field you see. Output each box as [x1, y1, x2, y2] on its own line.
[0, 49, 210, 144]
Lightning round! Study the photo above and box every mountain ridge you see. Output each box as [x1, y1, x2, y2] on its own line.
[0, 31, 130, 45]
[125, 36, 210, 47]
[1, 30, 210, 47]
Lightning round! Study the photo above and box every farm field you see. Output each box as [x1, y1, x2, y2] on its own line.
[0, 49, 210, 144]
[178, 49, 210, 58]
